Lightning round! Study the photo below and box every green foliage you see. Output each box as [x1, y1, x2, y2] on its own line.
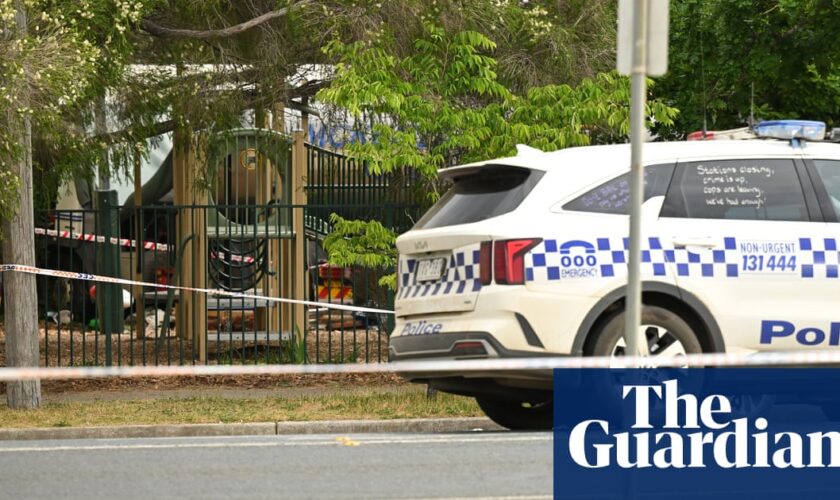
[0, 0, 161, 214]
[482, 73, 679, 159]
[318, 14, 677, 279]
[319, 22, 678, 184]
[323, 213, 397, 289]
[287, 326, 308, 364]
[658, 0, 840, 133]
[319, 24, 510, 180]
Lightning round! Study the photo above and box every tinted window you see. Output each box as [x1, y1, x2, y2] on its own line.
[661, 159, 807, 221]
[414, 165, 544, 229]
[812, 160, 840, 220]
[563, 164, 675, 214]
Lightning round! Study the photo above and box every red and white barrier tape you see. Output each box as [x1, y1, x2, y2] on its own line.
[0, 351, 838, 381]
[4, 264, 840, 381]
[0, 264, 390, 315]
[35, 227, 255, 264]
[35, 227, 171, 252]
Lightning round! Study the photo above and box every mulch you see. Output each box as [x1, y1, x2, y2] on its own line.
[0, 322, 402, 398]
[2, 373, 407, 399]
[43, 372, 405, 395]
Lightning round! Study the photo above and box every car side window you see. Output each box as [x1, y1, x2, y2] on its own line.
[812, 160, 840, 220]
[562, 164, 675, 214]
[661, 159, 808, 222]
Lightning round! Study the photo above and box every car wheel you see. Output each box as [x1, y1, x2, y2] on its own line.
[586, 305, 703, 360]
[578, 306, 705, 421]
[475, 396, 553, 431]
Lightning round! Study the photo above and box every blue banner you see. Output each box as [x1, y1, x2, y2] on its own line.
[554, 368, 840, 499]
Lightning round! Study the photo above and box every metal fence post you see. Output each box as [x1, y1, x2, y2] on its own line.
[96, 189, 123, 366]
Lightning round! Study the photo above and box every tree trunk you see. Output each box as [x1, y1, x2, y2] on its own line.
[2, 2, 42, 409]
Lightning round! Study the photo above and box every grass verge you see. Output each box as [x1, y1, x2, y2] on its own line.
[0, 387, 482, 428]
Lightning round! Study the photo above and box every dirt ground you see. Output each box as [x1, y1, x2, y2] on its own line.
[0, 322, 402, 400]
[26, 372, 405, 398]
[1, 372, 408, 402]
[0, 322, 390, 366]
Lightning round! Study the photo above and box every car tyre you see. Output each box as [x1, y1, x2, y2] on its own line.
[475, 396, 553, 431]
[586, 305, 703, 357]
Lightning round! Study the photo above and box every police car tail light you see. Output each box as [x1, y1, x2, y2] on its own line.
[493, 238, 542, 285]
[755, 120, 826, 141]
[479, 242, 493, 285]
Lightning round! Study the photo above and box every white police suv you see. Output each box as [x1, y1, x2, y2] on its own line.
[388, 120, 840, 430]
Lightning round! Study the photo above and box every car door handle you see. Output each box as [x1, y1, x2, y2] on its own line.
[672, 237, 717, 249]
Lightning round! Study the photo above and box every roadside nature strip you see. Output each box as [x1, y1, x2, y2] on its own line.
[0, 387, 481, 429]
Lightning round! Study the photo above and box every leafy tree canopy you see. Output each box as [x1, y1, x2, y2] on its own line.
[657, 0, 840, 134]
[1, 0, 155, 215]
[318, 21, 677, 191]
[2, 0, 631, 210]
[315, 11, 677, 285]
[2, 0, 649, 278]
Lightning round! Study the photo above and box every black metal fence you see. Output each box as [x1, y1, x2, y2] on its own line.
[305, 144, 421, 230]
[5, 200, 422, 367]
[2, 139, 427, 367]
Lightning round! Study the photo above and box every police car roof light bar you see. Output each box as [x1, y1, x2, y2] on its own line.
[755, 120, 826, 141]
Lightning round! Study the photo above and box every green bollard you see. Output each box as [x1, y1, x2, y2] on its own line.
[96, 189, 124, 366]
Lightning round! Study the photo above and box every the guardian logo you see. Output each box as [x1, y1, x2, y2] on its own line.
[568, 378, 840, 469]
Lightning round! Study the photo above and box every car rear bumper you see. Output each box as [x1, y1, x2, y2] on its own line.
[388, 331, 561, 392]
[389, 331, 553, 361]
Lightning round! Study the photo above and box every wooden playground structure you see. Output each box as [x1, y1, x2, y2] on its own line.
[144, 104, 309, 362]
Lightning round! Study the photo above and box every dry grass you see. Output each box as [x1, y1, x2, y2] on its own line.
[0, 386, 482, 428]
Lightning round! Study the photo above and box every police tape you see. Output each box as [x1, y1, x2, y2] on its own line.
[0, 351, 839, 381]
[35, 227, 171, 252]
[34, 227, 255, 264]
[4, 264, 840, 381]
[0, 264, 391, 315]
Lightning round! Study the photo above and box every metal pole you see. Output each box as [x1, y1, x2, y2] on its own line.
[624, 0, 650, 361]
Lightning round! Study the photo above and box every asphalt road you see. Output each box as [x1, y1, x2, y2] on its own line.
[0, 432, 553, 499]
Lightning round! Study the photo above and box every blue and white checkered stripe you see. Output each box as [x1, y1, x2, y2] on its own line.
[670, 237, 740, 278]
[397, 236, 840, 294]
[525, 237, 693, 282]
[396, 246, 482, 299]
[798, 238, 840, 278]
[526, 236, 840, 282]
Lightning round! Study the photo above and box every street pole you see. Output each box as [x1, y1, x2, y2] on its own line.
[623, 0, 650, 361]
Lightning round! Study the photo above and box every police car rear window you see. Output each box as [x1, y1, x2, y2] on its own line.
[413, 165, 544, 229]
[563, 164, 675, 214]
[661, 159, 808, 221]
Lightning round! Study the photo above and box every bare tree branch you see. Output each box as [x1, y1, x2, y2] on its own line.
[140, 0, 310, 40]
[96, 80, 328, 144]
[97, 120, 176, 145]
